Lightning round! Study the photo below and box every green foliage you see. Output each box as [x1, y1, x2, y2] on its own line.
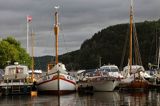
[61, 19, 160, 70]
[0, 36, 31, 68]
[34, 56, 54, 71]
[4, 36, 20, 47]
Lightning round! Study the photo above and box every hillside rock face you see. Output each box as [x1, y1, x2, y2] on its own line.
[35, 20, 160, 71]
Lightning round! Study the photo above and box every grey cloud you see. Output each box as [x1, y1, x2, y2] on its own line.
[0, 0, 160, 56]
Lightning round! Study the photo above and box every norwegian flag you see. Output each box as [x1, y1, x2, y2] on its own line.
[27, 16, 32, 22]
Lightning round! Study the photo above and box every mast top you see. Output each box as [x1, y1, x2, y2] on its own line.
[54, 6, 59, 11]
[54, 6, 60, 64]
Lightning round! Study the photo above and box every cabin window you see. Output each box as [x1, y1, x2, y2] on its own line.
[18, 68, 24, 73]
[43, 76, 47, 80]
[47, 75, 50, 79]
[103, 67, 110, 72]
[70, 76, 73, 80]
[8, 68, 16, 75]
[110, 67, 118, 72]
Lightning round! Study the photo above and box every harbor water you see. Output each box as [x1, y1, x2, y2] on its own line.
[0, 89, 160, 106]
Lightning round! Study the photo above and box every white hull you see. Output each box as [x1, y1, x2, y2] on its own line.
[37, 73, 76, 94]
[85, 76, 120, 92]
[92, 80, 119, 91]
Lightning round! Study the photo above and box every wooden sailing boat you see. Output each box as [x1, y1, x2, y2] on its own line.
[121, 0, 149, 89]
[37, 7, 76, 95]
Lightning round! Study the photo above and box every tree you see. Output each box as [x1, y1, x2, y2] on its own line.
[0, 37, 31, 68]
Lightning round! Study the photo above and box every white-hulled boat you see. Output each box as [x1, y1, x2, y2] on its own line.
[89, 76, 119, 91]
[37, 63, 76, 94]
[0, 62, 33, 95]
[3, 62, 29, 80]
[91, 65, 123, 91]
[78, 65, 123, 91]
[36, 7, 76, 95]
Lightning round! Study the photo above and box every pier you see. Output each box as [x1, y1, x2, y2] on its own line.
[0, 80, 33, 95]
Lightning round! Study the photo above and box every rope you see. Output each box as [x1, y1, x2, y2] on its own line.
[119, 25, 129, 71]
[60, 24, 70, 54]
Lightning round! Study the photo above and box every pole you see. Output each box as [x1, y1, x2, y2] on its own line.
[129, 0, 133, 74]
[27, 19, 29, 54]
[54, 7, 59, 64]
[31, 31, 34, 82]
[158, 37, 160, 69]
[54, 6, 60, 95]
[99, 56, 102, 67]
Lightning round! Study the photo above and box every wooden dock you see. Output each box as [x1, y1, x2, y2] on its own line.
[0, 81, 33, 95]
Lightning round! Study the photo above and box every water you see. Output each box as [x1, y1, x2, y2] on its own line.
[0, 90, 160, 106]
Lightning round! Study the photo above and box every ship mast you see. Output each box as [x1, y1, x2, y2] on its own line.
[31, 31, 35, 82]
[157, 37, 160, 69]
[54, 6, 60, 95]
[129, 0, 133, 73]
[54, 6, 59, 64]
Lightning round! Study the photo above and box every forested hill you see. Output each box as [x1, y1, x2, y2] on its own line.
[35, 19, 160, 71]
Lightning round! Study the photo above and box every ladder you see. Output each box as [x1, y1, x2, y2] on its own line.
[11, 85, 21, 93]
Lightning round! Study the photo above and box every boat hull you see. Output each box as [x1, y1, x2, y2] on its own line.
[92, 79, 119, 91]
[128, 80, 149, 89]
[37, 73, 76, 95]
[119, 79, 149, 91]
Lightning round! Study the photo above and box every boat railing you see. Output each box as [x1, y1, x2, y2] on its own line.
[38, 71, 61, 81]
[86, 75, 121, 82]
[3, 73, 29, 80]
[0, 78, 32, 87]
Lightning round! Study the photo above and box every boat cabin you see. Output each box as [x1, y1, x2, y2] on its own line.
[100, 65, 119, 72]
[3, 63, 29, 81]
[28, 70, 42, 81]
[99, 65, 123, 78]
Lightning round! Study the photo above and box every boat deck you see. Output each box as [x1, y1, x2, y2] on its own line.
[0, 81, 33, 95]
[0, 82, 32, 87]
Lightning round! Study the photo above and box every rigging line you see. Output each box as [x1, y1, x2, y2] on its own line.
[131, 2, 143, 66]
[59, 24, 70, 54]
[48, 27, 55, 62]
[155, 28, 159, 64]
[133, 21, 143, 65]
[148, 25, 158, 64]
[30, 26, 40, 69]
[42, 30, 55, 65]
[148, 32, 155, 63]
[132, 24, 138, 64]
[50, 7, 59, 63]
[57, 7, 70, 54]
[119, 25, 129, 71]
[49, 30, 55, 63]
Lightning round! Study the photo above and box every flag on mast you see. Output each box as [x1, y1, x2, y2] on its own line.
[27, 16, 32, 22]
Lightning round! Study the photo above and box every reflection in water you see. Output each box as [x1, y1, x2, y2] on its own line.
[0, 90, 160, 106]
[120, 91, 148, 106]
[93, 92, 120, 105]
[120, 90, 160, 106]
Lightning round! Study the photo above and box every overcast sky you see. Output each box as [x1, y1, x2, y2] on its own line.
[0, 0, 159, 56]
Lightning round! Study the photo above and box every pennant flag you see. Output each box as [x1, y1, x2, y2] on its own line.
[27, 16, 32, 22]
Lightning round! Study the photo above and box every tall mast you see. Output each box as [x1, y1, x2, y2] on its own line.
[54, 6, 59, 64]
[129, 0, 133, 73]
[99, 56, 102, 67]
[27, 19, 29, 53]
[158, 37, 160, 69]
[31, 31, 35, 82]
[26, 15, 32, 54]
